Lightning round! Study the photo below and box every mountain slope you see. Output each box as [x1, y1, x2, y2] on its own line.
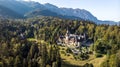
[0, 5, 23, 18]
[0, 0, 32, 15]
[25, 9, 82, 20]
[0, 0, 118, 25]
[44, 3, 98, 22]
[43, 3, 118, 25]
[20, 1, 45, 10]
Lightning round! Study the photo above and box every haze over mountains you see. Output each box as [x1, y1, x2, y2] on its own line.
[0, 0, 118, 25]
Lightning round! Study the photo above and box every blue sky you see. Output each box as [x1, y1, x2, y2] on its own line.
[25, 0, 120, 22]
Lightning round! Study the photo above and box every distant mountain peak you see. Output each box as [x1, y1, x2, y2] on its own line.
[44, 3, 58, 9]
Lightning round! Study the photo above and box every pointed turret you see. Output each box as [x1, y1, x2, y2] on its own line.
[66, 28, 70, 36]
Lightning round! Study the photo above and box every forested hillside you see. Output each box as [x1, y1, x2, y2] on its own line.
[0, 17, 120, 67]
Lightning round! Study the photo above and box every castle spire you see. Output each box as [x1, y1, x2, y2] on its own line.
[66, 27, 70, 36]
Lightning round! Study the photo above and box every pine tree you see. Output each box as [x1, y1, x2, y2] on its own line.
[28, 59, 32, 67]
[41, 44, 48, 67]
[14, 56, 22, 67]
[56, 49, 61, 67]
[8, 57, 14, 67]
[23, 58, 27, 67]
[52, 62, 57, 67]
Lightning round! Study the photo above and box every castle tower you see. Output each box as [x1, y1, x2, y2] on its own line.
[66, 29, 70, 40]
[65, 28, 70, 44]
[84, 33, 86, 40]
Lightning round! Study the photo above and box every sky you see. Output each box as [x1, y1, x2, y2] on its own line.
[24, 0, 120, 22]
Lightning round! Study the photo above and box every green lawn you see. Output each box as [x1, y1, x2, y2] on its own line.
[27, 38, 47, 44]
[59, 46, 106, 67]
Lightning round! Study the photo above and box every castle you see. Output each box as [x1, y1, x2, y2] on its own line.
[57, 29, 86, 47]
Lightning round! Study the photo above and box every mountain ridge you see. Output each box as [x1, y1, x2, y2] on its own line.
[0, 0, 118, 25]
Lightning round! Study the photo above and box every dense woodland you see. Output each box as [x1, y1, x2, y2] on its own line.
[0, 16, 120, 67]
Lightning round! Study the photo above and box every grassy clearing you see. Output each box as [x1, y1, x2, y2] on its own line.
[59, 46, 106, 67]
[27, 38, 47, 44]
[89, 55, 106, 67]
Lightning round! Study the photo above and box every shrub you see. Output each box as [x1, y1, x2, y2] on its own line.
[0, 62, 2, 67]
[95, 53, 103, 58]
[83, 63, 94, 67]
[61, 51, 65, 54]
[66, 48, 72, 53]
[61, 48, 65, 50]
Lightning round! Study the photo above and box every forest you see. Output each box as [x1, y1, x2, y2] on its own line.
[0, 16, 120, 67]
